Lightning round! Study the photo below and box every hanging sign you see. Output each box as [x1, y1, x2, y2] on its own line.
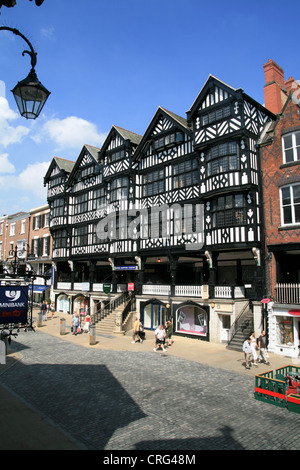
[288, 310, 300, 316]
[128, 283, 134, 291]
[103, 284, 111, 294]
[0, 285, 28, 325]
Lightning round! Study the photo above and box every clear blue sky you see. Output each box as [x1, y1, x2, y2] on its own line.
[0, 0, 298, 215]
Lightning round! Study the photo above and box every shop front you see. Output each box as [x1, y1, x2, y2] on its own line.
[268, 305, 300, 358]
[174, 302, 209, 341]
[56, 293, 70, 314]
[73, 295, 89, 315]
[141, 300, 168, 330]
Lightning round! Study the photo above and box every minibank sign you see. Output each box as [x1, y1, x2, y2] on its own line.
[0, 285, 28, 324]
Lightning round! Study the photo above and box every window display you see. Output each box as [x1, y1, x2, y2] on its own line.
[176, 304, 208, 337]
[277, 317, 294, 346]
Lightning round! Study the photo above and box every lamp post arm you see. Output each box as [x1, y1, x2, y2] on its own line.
[0, 26, 37, 69]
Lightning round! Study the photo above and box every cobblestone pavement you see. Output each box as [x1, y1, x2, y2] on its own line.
[1, 330, 299, 451]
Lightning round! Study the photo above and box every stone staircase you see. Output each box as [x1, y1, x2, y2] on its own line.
[226, 307, 254, 352]
[94, 296, 134, 335]
[95, 310, 118, 335]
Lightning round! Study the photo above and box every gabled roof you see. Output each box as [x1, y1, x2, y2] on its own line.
[113, 125, 142, 146]
[187, 74, 275, 123]
[66, 144, 101, 188]
[187, 75, 239, 117]
[97, 125, 142, 162]
[44, 156, 75, 182]
[133, 106, 192, 162]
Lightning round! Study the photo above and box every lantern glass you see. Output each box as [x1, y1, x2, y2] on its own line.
[11, 71, 50, 119]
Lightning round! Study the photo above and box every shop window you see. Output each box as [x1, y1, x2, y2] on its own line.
[176, 304, 208, 337]
[277, 317, 294, 346]
[142, 302, 167, 330]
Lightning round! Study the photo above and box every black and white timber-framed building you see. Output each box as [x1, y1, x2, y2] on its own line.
[44, 75, 276, 343]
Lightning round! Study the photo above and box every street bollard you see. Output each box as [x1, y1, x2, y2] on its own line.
[0, 332, 8, 364]
[37, 312, 43, 327]
[89, 324, 96, 345]
[60, 318, 66, 335]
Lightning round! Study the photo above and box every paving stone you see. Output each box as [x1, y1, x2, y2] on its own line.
[0, 330, 299, 450]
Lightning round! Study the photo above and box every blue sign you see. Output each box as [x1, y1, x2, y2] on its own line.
[0, 285, 28, 325]
[115, 266, 137, 270]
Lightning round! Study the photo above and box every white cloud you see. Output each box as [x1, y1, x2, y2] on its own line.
[0, 153, 15, 174]
[40, 116, 106, 150]
[41, 26, 55, 39]
[0, 96, 30, 148]
[0, 161, 50, 213]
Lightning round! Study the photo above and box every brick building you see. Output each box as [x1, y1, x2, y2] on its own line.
[0, 212, 30, 275]
[0, 206, 52, 302]
[259, 59, 300, 357]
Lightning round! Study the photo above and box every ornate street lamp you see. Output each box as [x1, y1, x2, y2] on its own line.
[0, 1, 45, 11]
[0, 26, 50, 119]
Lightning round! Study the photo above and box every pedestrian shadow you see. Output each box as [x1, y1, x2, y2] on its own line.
[135, 425, 244, 450]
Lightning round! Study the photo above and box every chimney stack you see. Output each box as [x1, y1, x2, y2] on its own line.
[263, 59, 287, 114]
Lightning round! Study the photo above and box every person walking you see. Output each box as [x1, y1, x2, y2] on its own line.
[41, 301, 47, 321]
[50, 302, 55, 319]
[131, 317, 142, 343]
[138, 319, 145, 342]
[242, 337, 253, 369]
[250, 331, 258, 366]
[165, 320, 173, 347]
[72, 313, 79, 336]
[153, 325, 167, 352]
[83, 314, 90, 333]
[258, 331, 270, 365]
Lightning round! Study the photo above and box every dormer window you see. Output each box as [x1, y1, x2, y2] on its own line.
[154, 131, 184, 150]
[107, 149, 125, 163]
[82, 164, 96, 179]
[202, 105, 231, 126]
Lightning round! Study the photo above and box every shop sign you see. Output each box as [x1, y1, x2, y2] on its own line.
[128, 283, 134, 291]
[103, 284, 111, 294]
[115, 266, 137, 270]
[0, 285, 28, 325]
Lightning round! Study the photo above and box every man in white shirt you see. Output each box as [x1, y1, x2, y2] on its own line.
[153, 325, 167, 352]
[243, 337, 253, 369]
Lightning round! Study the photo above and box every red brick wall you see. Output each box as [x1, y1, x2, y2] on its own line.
[260, 96, 300, 297]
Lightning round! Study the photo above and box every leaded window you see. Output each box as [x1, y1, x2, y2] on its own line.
[207, 142, 239, 176]
[173, 160, 198, 189]
[110, 177, 129, 202]
[92, 187, 106, 210]
[211, 194, 246, 227]
[202, 105, 231, 126]
[73, 225, 88, 247]
[51, 198, 65, 217]
[74, 192, 88, 215]
[53, 229, 67, 249]
[143, 169, 165, 197]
